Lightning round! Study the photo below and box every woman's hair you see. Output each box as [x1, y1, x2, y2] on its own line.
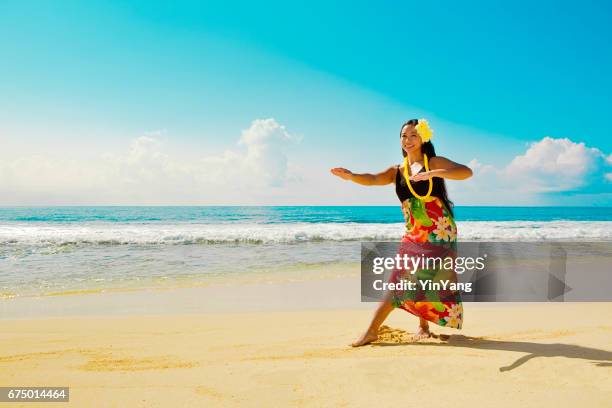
[400, 119, 455, 217]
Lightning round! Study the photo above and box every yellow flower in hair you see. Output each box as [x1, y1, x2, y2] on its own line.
[415, 119, 433, 142]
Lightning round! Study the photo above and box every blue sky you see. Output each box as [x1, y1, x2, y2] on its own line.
[1, 0, 610, 205]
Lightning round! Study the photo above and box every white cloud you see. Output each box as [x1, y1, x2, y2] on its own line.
[449, 136, 611, 205]
[237, 118, 301, 187]
[505, 137, 603, 192]
[0, 118, 300, 205]
[2, 127, 609, 206]
[194, 118, 300, 190]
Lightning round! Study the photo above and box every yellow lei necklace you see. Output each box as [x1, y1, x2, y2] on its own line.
[403, 154, 432, 200]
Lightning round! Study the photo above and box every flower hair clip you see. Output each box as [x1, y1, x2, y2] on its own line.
[415, 119, 433, 142]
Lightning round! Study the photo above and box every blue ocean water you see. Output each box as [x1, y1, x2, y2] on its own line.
[1, 206, 610, 297]
[1, 206, 611, 223]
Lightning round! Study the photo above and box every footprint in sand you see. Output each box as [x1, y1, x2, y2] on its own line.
[377, 325, 452, 343]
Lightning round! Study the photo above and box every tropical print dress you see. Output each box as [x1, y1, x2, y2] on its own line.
[390, 170, 464, 330]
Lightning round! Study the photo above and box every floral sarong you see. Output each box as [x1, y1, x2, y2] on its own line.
[389, 196, 463, 329]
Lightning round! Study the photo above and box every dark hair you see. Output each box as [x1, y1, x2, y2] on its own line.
[400, 119, 455, 217]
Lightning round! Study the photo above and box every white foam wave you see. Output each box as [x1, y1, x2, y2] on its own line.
[0, 221, 610, 246]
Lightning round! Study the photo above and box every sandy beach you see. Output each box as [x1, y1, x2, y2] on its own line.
[1, 271, 611, 408]
[3, 0, 612, 405]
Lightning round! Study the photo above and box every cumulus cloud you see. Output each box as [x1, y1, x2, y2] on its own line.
[0, 118, 300, 205]
[198, 118, 301, 189]
[450, 136, 611, 205]
[505, 137, 605, 192]
[239, 118, 300, 186]
[2, 126, 608, 206]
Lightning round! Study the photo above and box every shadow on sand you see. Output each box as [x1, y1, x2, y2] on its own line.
[370, 326, 612, 372]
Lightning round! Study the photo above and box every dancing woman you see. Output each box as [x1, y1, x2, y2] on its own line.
[330, 119, 473, 346]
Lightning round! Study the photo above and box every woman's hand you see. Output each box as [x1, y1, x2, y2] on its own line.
[427, 157, 473, 180]
[410, 169, 444, 182]
[331, 166, 396, 186]
[330, 167, 353, 181]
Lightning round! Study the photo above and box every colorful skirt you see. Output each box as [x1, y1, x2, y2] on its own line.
[389, 196, 463, 329]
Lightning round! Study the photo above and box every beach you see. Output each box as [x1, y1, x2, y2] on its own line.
[4, 0, 612, 405]
[2, 269, 612, 407]
[1, 206, 611, 406]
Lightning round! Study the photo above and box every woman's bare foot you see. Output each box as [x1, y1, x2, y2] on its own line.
[412, 326, 432, 341]
[413, 318, 432, 341]
[351, 330, 378, 347]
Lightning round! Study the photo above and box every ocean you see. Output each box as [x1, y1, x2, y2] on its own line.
[1, 206, 611, 298]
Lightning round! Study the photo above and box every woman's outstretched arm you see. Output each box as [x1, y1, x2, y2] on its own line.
[330, 166, 397, 186]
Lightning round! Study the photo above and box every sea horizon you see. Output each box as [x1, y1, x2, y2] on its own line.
[1, 205, 612, 223]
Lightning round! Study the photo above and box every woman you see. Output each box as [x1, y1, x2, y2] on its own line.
[330, 118, 473, 347]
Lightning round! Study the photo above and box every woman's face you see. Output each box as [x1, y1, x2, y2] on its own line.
[400, 124, 422, 154]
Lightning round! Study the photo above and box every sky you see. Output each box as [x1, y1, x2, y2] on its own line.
[1, 0, 611, 206]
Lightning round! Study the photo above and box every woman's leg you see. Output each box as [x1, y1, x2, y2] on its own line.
[351, 290, 395, 347]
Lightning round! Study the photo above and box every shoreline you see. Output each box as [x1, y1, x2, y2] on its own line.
[0, 261, 361, 300]
[0, 274, 368, 320]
